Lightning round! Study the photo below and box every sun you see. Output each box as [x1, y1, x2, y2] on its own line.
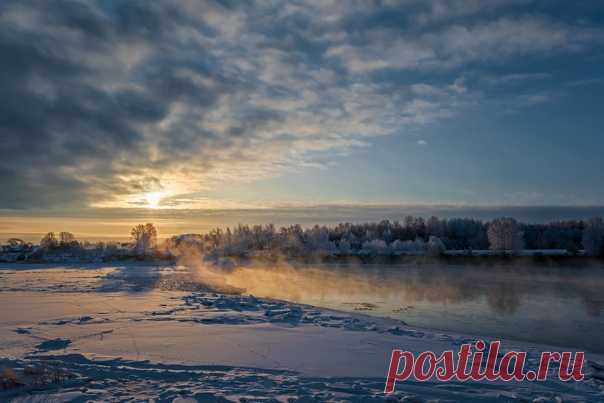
[145, 192, 162, 209]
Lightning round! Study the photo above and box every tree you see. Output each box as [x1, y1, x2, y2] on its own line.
[426, 236, 446, 256]
[426, 216, 444, 237]
[582, 217, 604, 256]
[59, 232, 78, 248]
[40, 232, 58, 250]
[6, 238, 25, 249]
[361, 239, 389, 255]
[338, 239, 351, 255]
[131, 223, 158, 256]
[487, 218, 524, 252]
[59, 232, 75, 243]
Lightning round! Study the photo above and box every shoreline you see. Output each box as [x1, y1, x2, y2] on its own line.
[2, 253, 604, 267]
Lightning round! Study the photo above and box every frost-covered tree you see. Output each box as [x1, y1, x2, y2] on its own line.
[305, 225, 335, 254]
[487, 218, 524, 252]
[40, 232, 58, 250]
[3, 238, 32, 254]
[338, 239, 351, 255]
[131, 223, 157, 256]
[426, 236, 446, 256]
[155, 216, 598, 260]
[426, 216, 444, 237]
[582, 217, 604, 256]
[58, 232, 79, 249]
[280, 224, 304, 256]
[7, 238, 25, 249]
[59, 232, 75, 244]
[361, 239, 389, 255]
[390, 239, 425, 254]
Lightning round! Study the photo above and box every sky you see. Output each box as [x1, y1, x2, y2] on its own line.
[2, 0, 604, 238]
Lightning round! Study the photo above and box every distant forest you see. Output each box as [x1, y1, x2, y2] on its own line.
[2, 216, 604, 262]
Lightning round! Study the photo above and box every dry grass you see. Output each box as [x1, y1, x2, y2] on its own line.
[0, 362, 70, 393]
[1, 367, 23, 390]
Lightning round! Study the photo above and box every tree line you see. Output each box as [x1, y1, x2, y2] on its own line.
[165, 217, 604, 257]
[2, 216, 604, 261]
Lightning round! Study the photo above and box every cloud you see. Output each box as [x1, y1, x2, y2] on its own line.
[417, 140, 428, 146]
[0, 0, 602, 209]
[327, 16, 601, 73]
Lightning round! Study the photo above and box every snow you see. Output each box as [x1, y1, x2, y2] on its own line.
[444, 249, 572, 256]
[1, 264, 603, 402]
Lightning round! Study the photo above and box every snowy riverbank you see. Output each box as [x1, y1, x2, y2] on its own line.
[1, 264, 603, 402]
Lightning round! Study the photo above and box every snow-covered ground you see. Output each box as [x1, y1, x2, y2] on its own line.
[1, 264, 603, 402]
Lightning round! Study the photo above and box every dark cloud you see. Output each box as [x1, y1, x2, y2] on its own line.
[0, 0, 224, 208]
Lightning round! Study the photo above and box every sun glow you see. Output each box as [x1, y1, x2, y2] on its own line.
[145, 192, 162, 209]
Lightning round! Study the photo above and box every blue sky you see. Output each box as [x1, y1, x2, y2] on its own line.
[240, 74, 604, 206]
[1, 0, 604, 211]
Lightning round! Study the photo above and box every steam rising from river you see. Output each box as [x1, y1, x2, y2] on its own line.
[170, 244, 407, 302]
[169, 245, 604, 319]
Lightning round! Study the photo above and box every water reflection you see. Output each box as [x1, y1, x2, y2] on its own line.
[221, 262, 604, 351]
[224, 263, 603, 317]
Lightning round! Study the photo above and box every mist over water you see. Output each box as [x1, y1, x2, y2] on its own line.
[178, 255, 604, 353]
